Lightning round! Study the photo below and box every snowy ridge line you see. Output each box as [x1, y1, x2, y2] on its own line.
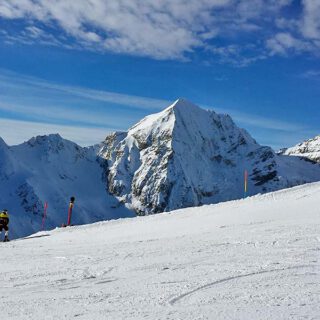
[1, 99, 320, 239]
[99, 98, 320, 216]
[234, 180, 320, 202]
[10, 182, 320, 240]
[168, 264, 318, 305]
[280, 134, 320, 163]
[12, 234, 51, 242]
[166, 180, 320, 217]
[0, 133, 135, 239]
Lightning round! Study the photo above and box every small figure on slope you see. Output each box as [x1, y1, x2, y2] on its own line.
[0, 209, 10, 242]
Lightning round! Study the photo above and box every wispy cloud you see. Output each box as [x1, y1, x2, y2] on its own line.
[0, 118, 114, 146]
[0, 69, 172, 130]
[265, 0, 320, 58]
[0, 69, 315, 148]
[208, 44, 267, 67]
[0, 69, 173, 145]
[0, 0, 232, 60]
[209, 106, 306, 133]
[300, 69, 320, 79]
[2, 0, 319, 64]
[0, 70, 169, 111]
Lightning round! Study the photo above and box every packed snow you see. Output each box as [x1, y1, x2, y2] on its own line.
[1, 182, 319, 319]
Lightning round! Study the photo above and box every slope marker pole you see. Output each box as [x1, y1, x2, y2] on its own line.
[244, 170, 248, 198]
[41, 202, 48, 231]
[67, 197, 75, 226]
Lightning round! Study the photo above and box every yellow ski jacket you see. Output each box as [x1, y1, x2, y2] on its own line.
[0, 211, 9, 224]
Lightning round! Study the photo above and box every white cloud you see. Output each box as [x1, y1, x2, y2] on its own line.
[208, 44, 267, 67]
[266, 32, 312, 55]
[0, 0, 297, 62]
[301, 0, 320, 40]
[0, 0, 232, 59]
[265, 0, 320, 57]
[300, 69, 320, 79]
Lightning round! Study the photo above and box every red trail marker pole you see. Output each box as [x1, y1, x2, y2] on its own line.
[67, 197, 75, 226]
[41, 202, 48, 231]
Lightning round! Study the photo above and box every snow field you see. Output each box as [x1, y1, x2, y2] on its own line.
[1, 182, 320, 319]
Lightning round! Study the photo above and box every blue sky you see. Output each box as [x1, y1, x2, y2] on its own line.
[0, 0, 319, 149]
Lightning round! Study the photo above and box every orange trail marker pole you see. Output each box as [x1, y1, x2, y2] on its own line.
[244, 170, 248, 198]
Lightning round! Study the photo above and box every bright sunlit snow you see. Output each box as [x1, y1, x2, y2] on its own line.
[1, 182, 319, 319]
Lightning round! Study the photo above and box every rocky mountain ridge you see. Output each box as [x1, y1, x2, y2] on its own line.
[98, 99, 320, 214]
[0, 134, 133, 238]
[1, 99, 320, 238]
[279, 135, 320, 163]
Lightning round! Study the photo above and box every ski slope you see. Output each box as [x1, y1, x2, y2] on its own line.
[1, 182, 320, 319]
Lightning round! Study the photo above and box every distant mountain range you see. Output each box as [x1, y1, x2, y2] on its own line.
[1, 99, 320, 238]
[279, 135, 320, 163]
[0, 135, 133, 238]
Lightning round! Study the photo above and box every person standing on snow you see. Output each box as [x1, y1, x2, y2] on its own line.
[0, 209, 10, 242]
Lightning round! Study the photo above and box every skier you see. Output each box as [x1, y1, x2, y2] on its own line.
[0, 209, 10, 242]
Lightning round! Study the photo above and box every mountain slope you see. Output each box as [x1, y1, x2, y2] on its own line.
[280, 134, 320, 163]
[2, 99, 320, 237]
[0, 134, 133, 238]
[1, 182, 319, 319]
[99, 99, 320, 214]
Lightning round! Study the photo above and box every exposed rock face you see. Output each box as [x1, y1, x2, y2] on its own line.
[2, 99, 320, 238]
[279, 135, 320, 163]
[99, 99, 320, 215]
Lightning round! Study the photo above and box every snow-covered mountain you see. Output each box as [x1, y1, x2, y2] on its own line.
[279, 134, 320, 163]
[0, 134, 133, 238]
[1, 99, 320, 238]
[98, 99, 320, 215]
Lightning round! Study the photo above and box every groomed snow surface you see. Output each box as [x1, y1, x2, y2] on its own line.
[1, 182, 320, 319]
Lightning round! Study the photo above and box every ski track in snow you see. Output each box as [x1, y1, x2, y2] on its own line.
[1, 182, 320, 319]
[168, 264, 316, 305]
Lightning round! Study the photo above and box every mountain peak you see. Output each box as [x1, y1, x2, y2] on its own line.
[167, 98, 204, 113]
[21, 134, 79, 154]
[27, 133, 63, 145]
[281, 134, 320, 162]
[0, 137, 8, 149]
